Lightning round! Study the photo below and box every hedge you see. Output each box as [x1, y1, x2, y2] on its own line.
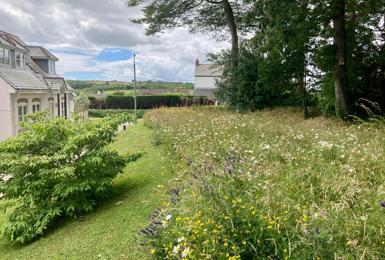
[89, 109, 147, 119]
[93, 95, 213, 109]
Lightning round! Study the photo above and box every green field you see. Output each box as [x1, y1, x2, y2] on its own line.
[66, 80, 194, 97]
[0, 121, 174, 259]
[104, 89, 193, 96]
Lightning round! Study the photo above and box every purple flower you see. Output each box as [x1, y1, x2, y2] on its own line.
[380, 201, 385, 208]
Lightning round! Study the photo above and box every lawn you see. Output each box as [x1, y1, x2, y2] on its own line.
[0, 121, 174, 259]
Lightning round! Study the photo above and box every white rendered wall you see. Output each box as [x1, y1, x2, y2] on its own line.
[12, 93, 58, 134]
[194, 76, 220, 90]
[0, 78, 14, 141]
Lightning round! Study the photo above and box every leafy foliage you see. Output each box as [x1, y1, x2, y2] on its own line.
[89, 109, 147, 119]
[0, 113, 140, 244]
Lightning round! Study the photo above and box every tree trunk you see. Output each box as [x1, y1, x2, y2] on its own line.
[333, 0, 350, 118]
[222, 0, 239, 67]
[298, 65, 309, 119]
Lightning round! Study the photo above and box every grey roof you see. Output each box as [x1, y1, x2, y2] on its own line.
[0, 30, 72, 93]
[0, 31, 28, 52]
[0, 66, 49, 90]
[195, 64, 222, 77]
[45, 78, 66, 91]
[26, 46, 58, 61]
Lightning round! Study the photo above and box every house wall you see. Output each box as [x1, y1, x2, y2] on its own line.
[12, 92, 59, 134]
[194, 89, 216, 99]
[194, 76, 220, 98]
[194, 76, 220, 90]
[0, 78, 14, 141]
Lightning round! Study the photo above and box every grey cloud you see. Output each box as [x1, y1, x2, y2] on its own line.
[0, 0, 228, 81]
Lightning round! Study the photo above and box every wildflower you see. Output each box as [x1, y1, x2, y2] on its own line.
[173, 245, 180, 254]
[165, 214, 172, 221]
[261, 144, 271, 150]
[380, 201, 385, 208]
[181, 247, 191, 258]
[177, 237, 185, 243]
[346, 239, 358, 247]
[150, 249, 156, 255]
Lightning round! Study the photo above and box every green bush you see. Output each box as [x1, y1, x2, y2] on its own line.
[88, 109, 147, 119]
[0, 113, 141, 244]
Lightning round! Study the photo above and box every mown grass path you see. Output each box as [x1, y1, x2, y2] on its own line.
[0, 121, 174, 259]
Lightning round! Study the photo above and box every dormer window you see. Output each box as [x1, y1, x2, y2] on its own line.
[15, 51, 25, 68]
[48, 60, 55, 74]
[0, 47, 10, 65]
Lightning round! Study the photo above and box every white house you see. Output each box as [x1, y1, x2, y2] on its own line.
[0, 30, 74, 141]
[194, 59, 222, 98]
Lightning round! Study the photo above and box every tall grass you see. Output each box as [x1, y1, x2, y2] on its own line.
[142, 107, 385, 259]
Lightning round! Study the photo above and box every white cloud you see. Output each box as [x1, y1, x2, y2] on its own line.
[0, 0, 229, 82]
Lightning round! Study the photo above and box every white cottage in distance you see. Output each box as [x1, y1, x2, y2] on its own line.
[194, 59, 222, 98]
[0, 30, 74, 141]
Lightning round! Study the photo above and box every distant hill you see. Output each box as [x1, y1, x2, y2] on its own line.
[66, 80, 193, 90]
[66, 80, 194, 96]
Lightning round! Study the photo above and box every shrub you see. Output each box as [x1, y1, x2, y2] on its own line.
[88, 109, 147, 119]
[0, 113, 141, 244]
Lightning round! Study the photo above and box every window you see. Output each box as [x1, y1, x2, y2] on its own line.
[16, 52, 21, 67]
[0, 47, 9, 65]
[4, 49, 9, 64]
[20, 53, 25, 67]
[10, 50, 15, 68]
[17, 103, 28, 122]
[61, 98, 65, 117]
[48, 60, 55, 74]
[48, 97, 55, 118]
[32, 98, 41, 113]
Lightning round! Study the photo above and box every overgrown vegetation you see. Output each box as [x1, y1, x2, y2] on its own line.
[128, 1, 385, 118]
[89, 109, 147, 119]
[142, 107, 385, 259]
[0, 113, 140, 244]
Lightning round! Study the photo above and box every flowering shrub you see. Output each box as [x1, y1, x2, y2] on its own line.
[0, 113, 141, 244]
[142, 107, 385, 259]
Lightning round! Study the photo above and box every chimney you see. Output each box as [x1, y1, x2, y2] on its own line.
[195, 58, 199, 66]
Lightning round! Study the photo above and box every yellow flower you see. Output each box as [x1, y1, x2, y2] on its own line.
[150, 249, 156, 255]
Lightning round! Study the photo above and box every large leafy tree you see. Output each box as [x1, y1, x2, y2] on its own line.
[127, 0, 243, 67]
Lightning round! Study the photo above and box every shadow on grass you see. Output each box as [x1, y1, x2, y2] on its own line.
[0, 167, 153, 250]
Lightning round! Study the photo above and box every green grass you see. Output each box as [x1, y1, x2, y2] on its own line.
[0, 121, 174, 259]
[143, 107, 385, 258]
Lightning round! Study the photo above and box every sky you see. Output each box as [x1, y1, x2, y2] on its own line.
[0, 0, 228, 82]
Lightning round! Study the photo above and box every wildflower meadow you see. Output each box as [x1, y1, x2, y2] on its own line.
[142, 107, 385, 259]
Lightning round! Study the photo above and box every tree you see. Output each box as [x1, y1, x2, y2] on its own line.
[332, 0, 350, 117]
[74, 92, 90, 120]
[127, 0, 242, 70]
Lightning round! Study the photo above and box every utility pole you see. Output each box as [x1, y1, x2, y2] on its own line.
[133, 53, 137, 118]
